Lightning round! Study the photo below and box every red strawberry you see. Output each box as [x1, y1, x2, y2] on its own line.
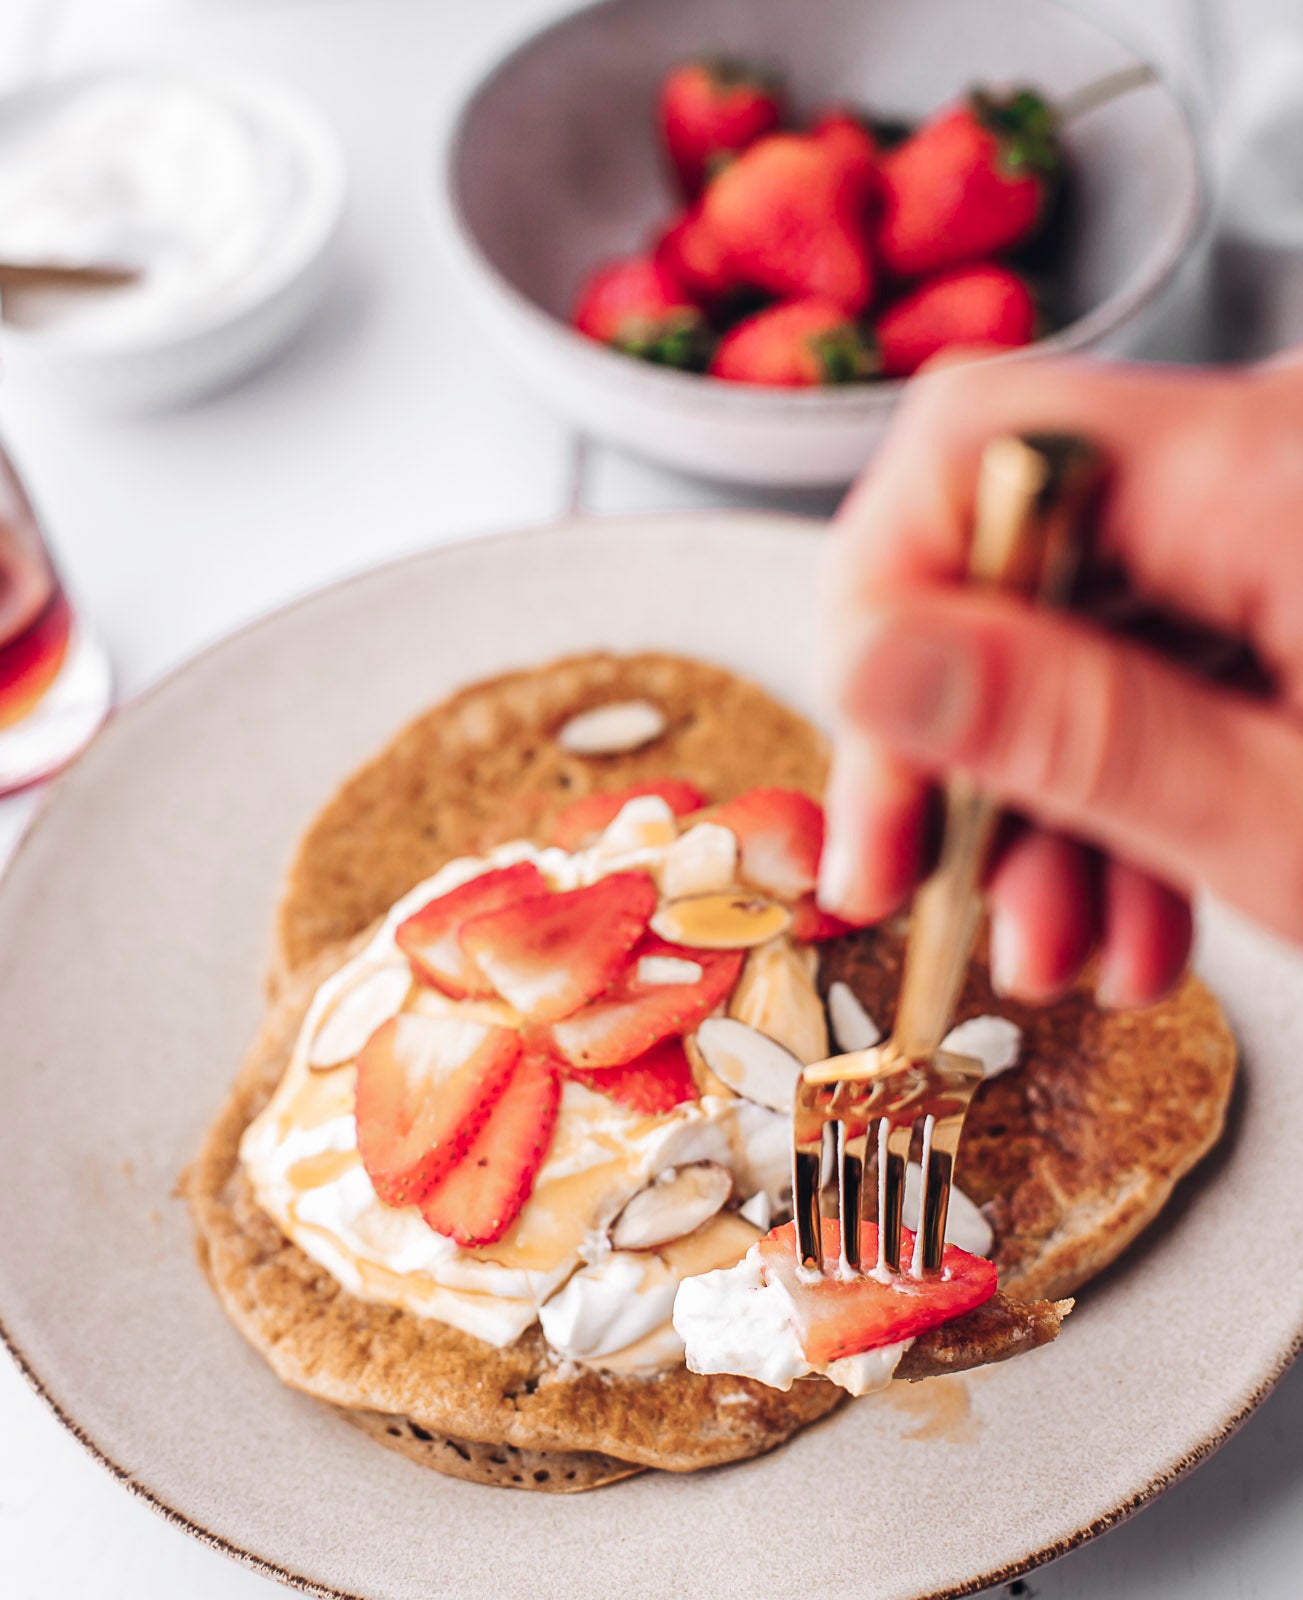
[653, 208, 735, 308]
[878, 89, 1059, 278]
[549, 935, 743, 1069]
[552, 780, 708, 851]
[875, 263, 1037, 377]
[659, 59, 785, 200]
[789, 892, 868, 943]
[711, 787, 824, 900]
[564, 1035, 699, 1114]
[395, 862, 547, 999]
[459, 871, 656, 1022]
[811, 109, 880, 195]
[701, 133, 876, 314]
[355, 1016, 521, 1207]
[759, 1217, 998, 1362]
[572, 256, 713, 369]
[709, 298, 874, 387]
[420, 1047, 561, 1246]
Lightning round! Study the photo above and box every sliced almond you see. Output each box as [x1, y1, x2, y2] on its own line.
[695, 1017, 805, 1113]
[308, 966, 412, 1070]
[730, 938, 828, 1065]
[942, 1015, 1022, 1080]
[826, 981, 882, 1055]
[557, 699, 666, 755]
[651, 892, 791, 950]
[610, 1163, 733, 1250]
[660, 822, 738, 900]
[590, 795, 678, 861]
[636, 954, 704, 986]
[684, 1031, 735, 1099]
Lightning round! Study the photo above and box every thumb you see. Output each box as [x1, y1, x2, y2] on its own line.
[833, 591, 1303, 942]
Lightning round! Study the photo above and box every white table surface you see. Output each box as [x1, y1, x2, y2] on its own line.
[0, 1, 1300, 1596]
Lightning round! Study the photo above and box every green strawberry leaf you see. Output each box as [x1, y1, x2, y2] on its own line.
[972, 87, 1060, 181]
[810, 326, 878, 384]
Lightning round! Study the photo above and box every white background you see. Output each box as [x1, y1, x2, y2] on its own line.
[0, 1, 1299, 1596]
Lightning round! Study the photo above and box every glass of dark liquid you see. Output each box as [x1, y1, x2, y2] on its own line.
[0, 440, 110, 794]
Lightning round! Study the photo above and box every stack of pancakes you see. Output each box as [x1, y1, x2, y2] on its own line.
[185, 654, 1235, 1490]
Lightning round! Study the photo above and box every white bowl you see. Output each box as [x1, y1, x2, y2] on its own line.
[0, 66, 347, 411]
[435, 0, 1204, 487]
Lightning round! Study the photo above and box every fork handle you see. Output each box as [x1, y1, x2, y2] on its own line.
[891, 433, 1104, 1060]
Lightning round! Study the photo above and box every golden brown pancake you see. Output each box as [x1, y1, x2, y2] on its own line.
[186, 651, 1234, 1489]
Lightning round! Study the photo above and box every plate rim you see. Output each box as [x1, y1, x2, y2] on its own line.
[0, 512, 1298, 1600]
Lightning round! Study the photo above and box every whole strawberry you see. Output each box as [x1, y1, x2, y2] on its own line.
[874, 263, 1037, 377]
[659, 58, 785, 200]
[709, 298, 874, 387]
[878, 88, 1059, 278]
[653, 207, 734, 309]
[810, 109, 880, 197]
[571, 256, 712, 369]
[701, 132, 876, 314]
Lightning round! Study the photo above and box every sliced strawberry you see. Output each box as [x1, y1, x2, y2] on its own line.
[549, 935, 743, 1069]
[563, 1034, 700, 1113]
[789, 892, 869, 942]
[551, 780, 709, 850]
[458, 870, 656, 1022]
[759, 1217, 998, 1363]
[395, 862, 548, 999]
[420, 1047, 561, 1246]
[711, 787, 824, 900]
[355, 1015, 521, 1207]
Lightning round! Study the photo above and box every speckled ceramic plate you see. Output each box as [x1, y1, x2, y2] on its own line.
[0, 515, 1299, 1600]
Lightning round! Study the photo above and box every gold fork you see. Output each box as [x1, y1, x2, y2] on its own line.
[793, 432, 1104, 1278]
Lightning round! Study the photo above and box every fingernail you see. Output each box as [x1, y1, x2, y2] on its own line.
[989, 912, 1027, 998]
[845, 613, 979, 754]
[816, 830, 856, 914]
[1094, 962, 1130, 1011]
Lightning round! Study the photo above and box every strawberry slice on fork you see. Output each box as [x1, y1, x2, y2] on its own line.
[759, 1217, 998, 1362]
[355, 1014, 521, 1207]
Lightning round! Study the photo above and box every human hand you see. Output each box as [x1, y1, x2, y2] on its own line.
[817, 353, 1303, 1007]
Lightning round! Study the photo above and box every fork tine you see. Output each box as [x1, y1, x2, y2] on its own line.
[793, 1145, 823, 1271]
[877, 1115, 913, 1273]
[837, 1121, 868, 1273]
[820, 1120, 838, 1193]
[912, 1097, 970, 1272]
[792, 1083, 824, 1274]
[911, 1114, 950, 1273]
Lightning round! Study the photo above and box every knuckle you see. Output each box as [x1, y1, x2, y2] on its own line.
[998, 631, 1141, 815]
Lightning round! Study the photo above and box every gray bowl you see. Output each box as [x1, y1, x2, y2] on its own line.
[435, 0, 1203, 487]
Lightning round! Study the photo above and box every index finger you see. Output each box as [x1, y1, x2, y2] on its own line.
[821, 353, 1274, 660]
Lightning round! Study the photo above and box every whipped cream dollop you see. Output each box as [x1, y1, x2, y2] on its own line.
[673, 1241, 911, 1396]
[240, 797, 807, 1369]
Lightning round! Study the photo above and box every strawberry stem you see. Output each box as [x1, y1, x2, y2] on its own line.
[811, 326, 877, 385]
[972, 87, 1060, 180]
